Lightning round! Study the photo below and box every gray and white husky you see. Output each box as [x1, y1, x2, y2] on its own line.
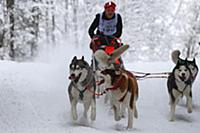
[68, 56, 96, 121]
[167, 59, 193, 121]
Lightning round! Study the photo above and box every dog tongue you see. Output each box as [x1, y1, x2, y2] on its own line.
[179, 76, 186, 81]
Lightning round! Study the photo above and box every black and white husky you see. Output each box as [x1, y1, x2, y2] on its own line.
[167, 59, 193, 121]
[68, 56, 96, 121]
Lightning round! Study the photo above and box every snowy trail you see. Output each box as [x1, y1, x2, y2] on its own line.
[0, 60, 200, 133]
[0, 61, 68, 133]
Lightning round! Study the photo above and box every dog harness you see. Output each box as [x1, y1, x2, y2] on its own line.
[72, 68, 95, 100]
[105, 72, 129, 102]
[174, 79, 192, 96]
[105, 72, 123, 91]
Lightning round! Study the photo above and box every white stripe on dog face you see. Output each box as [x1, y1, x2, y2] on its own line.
[78, 68, 88, 82]
[70, 64, 82, 77]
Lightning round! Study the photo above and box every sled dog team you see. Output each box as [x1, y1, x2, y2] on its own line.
[68, 47, 199, 129]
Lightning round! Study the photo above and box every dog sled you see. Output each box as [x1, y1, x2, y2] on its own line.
[90, 35, 133, 96]
[90, 35, 171, 96]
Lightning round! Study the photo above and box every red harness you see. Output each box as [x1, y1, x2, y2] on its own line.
[85, 84, 106, 96]
[106, 73, 128, 102]
[84, 72, 129, 102]
[84, 73, 124, 97]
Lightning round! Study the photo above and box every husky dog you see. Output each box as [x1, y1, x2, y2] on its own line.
[68, 56, 96, 121]
[171, 50, 199, 83]
[94, 45, 139, 129]
[167, 59, 193, 121]
[100, 68, 139, 129]
[94, 45, 129, 104]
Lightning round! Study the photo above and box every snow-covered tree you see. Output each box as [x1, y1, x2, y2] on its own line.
[0, 0, 199, 61]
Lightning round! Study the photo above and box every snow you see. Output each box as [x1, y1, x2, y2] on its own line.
[0, 55, 200, 133]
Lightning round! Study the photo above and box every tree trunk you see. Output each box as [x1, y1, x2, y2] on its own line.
[31, 0, 40, 57]
[6, 0, 15, 59]
[50, 0, 55, 45]
[0, 19, 3, 47]
[45, 0, 50, 44]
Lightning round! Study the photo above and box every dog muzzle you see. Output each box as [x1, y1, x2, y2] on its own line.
[69, 73, 82, 81]
[69, 74, 76, 80]
[179, 75, 186, 81]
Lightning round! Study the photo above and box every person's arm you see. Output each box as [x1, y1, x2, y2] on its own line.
[113, 14, 122, 38]
[88, 14, 100, 39]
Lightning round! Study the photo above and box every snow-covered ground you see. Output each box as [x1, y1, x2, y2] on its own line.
[0, 56, 200, 133]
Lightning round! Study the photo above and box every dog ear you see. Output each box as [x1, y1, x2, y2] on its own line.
[72, 56, 77, 62]
[81, 56, 84, 61]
